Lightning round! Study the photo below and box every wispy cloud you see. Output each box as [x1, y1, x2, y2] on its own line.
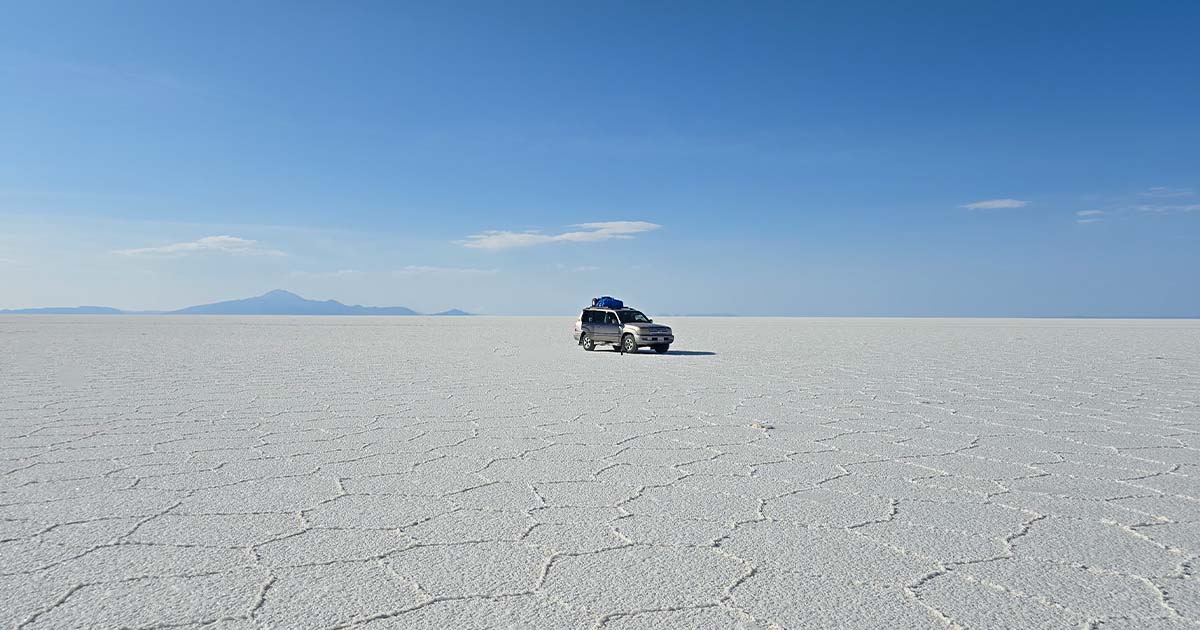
[555, 263, 601, 272]
[961, 199, 1029, 210]
[290, 269, 361, 278]
[113, 235, 285, 257]
[393, 265, 498, 275]
[1141, 187, 1194, 199]
[460, 221, 661, 250]
[1076, 210, 1106, 224]
[11, 54, 202, 96]
[1135, 203, 1200, 214]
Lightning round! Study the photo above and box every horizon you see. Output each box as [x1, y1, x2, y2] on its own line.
[3, 3, 1199, 316]
[2, 287, 1197, 320]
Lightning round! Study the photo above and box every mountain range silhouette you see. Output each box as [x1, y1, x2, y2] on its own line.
[0, 289, 470, 316]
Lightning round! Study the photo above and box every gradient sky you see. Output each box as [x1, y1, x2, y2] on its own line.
[2, 1, 1198, 315]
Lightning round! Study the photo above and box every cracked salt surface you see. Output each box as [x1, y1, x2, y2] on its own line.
[1, 316, 1199, 629]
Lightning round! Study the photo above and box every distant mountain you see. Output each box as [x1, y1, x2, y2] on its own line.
[169, 289, 421, 315]
[0, 306, 124, 315]
[1, 290, 470, 316]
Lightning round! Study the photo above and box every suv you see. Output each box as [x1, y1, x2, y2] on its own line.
[573, 306, 674, 353]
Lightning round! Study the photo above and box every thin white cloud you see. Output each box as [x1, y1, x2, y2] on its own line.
[1076, 210, 1105, 217]
[13, 54, 200, 95]
[290, 269, 361, 278]
[961, 199, 1029, 210]
[0, 257, 31, 269]
[555, 263, 601, 272]
[460, 221, 661, 250]
[1136, 203, 1200, 214]
[1142, 187, 1194, 198]
[393, 265, 498, 275]
[114, 235, 285, 257]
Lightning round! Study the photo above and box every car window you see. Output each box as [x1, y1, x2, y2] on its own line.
[604, 312, 618, 325]
[616, 310, 650, 324]
[581, 310, 594, 323]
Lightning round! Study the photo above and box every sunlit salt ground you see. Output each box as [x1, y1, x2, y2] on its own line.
[1, 316, 1199, 629]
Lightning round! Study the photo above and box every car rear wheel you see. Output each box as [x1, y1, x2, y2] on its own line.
[622, 334, 637, 354]
[581, 333, 595, 351]
[652, 344, 669, 353]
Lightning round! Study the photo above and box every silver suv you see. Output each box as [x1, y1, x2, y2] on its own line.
[573, 306, 674, 353]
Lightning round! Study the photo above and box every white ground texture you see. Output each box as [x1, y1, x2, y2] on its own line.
[2, 316, 1199, 630]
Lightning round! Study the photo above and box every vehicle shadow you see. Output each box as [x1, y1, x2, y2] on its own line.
[651, 350, 717, 356]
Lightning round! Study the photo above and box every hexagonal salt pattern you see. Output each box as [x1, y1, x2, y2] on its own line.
[1, 316, 1198, 629]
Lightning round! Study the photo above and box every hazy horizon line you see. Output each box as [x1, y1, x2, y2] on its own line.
[3, 311, 1198, 320]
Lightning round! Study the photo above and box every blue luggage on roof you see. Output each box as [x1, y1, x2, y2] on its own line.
[592, 296, 624, 308]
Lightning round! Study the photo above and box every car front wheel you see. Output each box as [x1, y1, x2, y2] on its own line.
[622, 334, 637, 354]
[652, 344, 669, 353]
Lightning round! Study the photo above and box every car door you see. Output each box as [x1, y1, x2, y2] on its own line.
[580, 310, 596, 337]
[596, 311, 621, 342]
[581, 309, 609, 342]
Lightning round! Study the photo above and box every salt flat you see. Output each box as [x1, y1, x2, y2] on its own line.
[1, 316, 1198, 629]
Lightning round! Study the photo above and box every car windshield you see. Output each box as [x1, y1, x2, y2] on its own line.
[616, 310, 651, 323]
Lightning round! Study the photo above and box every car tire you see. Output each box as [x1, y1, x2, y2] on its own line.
[653, 344, 669, 353]
[622, 334, 637, 354]
[581, 334, 595, 351]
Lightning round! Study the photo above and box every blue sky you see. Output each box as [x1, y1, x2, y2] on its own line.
[2, 1, 1198, 315]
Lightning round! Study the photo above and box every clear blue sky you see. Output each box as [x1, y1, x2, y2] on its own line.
[2, 1, 1198, 315]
